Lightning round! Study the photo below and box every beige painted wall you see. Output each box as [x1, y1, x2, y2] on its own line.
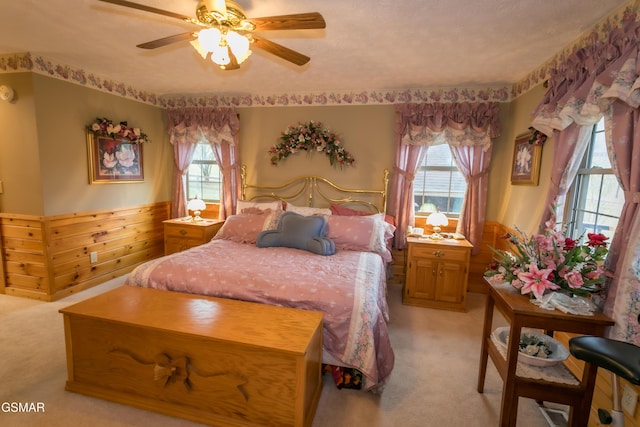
[238, 101, 555, 232]
[487, 84, 551, 234]
[238, 105, 396, 195]
[0, 73, 44, 214]
[0, 74, 173, 216]
[1, 71, 552, 232]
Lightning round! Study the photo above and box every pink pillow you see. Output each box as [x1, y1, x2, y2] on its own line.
[214, 210, 280, 244]
[330, 204, 370, 216]
[325, 214, 394, 262]
[330, 204, 396, 226]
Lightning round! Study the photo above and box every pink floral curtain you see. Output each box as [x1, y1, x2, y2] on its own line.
[166, 121, 199, 219]
[531, 11, 640, 339]
[536, 123, 592, 230]
[390, 102, 501, 250]
[167, 107, 240, 219]
[602, 103, 640, 336]
[388, 142, 426, 249]
[450, 144, 493, 255]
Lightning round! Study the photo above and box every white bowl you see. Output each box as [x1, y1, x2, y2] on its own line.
[492, 326, 570, 367]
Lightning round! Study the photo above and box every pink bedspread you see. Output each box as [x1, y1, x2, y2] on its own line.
[126, 239, 394, 391]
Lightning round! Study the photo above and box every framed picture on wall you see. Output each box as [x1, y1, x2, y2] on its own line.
[87, 131, 144, 184]
[510, 130, 542, 186]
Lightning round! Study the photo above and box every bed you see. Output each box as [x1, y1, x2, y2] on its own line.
[125, 168, 395, 392]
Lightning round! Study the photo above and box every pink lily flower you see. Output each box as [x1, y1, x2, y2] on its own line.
[518, 263, 559, 299]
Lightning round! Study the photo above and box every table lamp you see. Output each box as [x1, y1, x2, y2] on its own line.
[427, 212, 448, 240]
[186, 197, 206, 222]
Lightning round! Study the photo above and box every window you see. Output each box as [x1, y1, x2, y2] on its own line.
[564, 118, 623, 243]
[413, 144, 467, 217]
[186, 142, 222, 202]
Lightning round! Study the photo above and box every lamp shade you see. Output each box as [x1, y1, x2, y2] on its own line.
[426, 212, 449, 227]
[211, 45, 231, 65]
[193, 27, 252, 67]
[227, 30, 251, 63]
[187, 198, 207, 212]
[198, 28, 222, 52]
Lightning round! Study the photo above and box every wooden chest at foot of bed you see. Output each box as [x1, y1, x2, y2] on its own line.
[59, 286, 323, 427]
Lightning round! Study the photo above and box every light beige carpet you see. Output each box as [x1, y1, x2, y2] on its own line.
[0, 276, 560, 426]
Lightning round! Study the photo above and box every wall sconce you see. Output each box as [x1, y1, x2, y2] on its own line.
[186, 197, 207, 222]
[0, 85, 15, 102]
[427, 212, 449, 240]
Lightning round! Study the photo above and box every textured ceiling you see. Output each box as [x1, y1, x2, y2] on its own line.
[0, 0, 631, 98]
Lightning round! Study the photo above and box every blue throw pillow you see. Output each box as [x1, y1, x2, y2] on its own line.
[256, 212, 336, 256]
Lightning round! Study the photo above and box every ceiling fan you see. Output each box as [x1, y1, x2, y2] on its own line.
[98, 0, 326, 70]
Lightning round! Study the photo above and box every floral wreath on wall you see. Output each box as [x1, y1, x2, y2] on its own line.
[268, 121, 355, 167]
[88, 117, 150, 143]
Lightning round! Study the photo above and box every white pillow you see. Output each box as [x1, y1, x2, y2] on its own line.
[286, 203, 332, 216]
[236, 199, 282, 213]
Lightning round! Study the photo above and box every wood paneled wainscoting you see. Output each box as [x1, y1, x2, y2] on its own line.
[0, 202, 170, 301]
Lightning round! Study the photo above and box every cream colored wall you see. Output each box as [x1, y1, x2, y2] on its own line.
[237, 105, 396, 194]
[0, 73, 44, 214]
[238, 101, 553, 231]
[1, 70, 550, 228]
[487, 84, 551, 234]
[1, 74, 173, 216]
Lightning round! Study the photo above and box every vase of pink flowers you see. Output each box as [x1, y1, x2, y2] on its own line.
[484, 220, 609, 301]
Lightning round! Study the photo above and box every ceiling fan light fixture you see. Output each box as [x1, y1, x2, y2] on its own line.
[226, 30, 251, 63]
[190, 39, 209, 59]
[197, 28, 222, 52]
[194, 27, 251, 66]
[196, 0, 227, 24]
[208, 0, 227, 17]
[211, 45, 231, 65]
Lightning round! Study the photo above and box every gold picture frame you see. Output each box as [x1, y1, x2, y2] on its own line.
[87, 131, 144, 184]
[510, 130, 542, 186]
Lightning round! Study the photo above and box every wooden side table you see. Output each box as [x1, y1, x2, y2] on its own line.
[163, 218, 224, 255]
[403, 236, 473, 311]
[476, 279, 615, 427]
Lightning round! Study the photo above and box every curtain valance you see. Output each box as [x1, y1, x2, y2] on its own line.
[166, 107, 240, 145]
[396, 102, 501, 150]
[532, 14, 640, 134]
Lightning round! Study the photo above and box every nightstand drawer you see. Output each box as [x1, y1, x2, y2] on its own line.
[163, 219, 224, 255]
[409, 245, 469, 262]
[165, 224, 207, 239]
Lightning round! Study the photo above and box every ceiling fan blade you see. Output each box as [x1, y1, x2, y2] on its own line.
[98, 0, 192, 21]
[250, 12, 326, 31]
[251, 36, 310, 66]
[137, 32, 196, 49]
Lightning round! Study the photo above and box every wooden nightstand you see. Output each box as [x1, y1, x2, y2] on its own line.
[163, 218, 225, 255]
[403, 236, 473, 311]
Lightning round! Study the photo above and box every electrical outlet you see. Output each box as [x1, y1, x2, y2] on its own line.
[90, 252, 98, 264]
[622, 384, 638, 416]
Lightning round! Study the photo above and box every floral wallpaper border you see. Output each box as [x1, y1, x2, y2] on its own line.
[1, 0, 636, 109]
[512, 0, 638, 97]
[0, 52, 511, 107]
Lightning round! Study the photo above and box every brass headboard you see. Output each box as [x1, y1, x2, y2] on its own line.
[240, 165, 389, 213]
